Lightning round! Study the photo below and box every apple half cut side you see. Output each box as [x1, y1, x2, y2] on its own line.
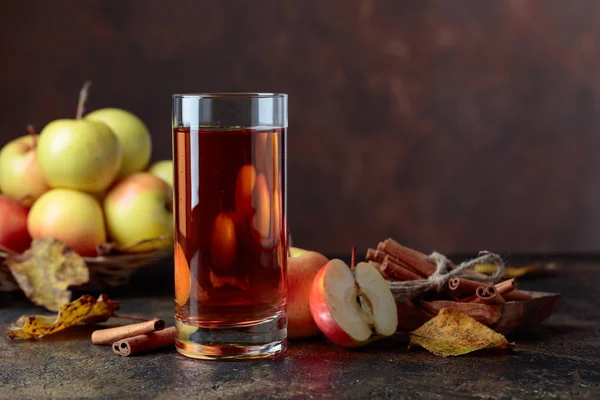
[310, 259, 398, 347]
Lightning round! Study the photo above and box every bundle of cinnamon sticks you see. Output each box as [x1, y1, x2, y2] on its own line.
[91, 319, 176, 356]
[366, 238, 532, 304]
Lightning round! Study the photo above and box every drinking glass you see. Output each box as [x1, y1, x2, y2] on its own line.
[172, 93, 288, 360]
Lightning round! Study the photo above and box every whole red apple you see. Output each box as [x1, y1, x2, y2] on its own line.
[287, 247, 329, 339]
[0, 195, 32, 253]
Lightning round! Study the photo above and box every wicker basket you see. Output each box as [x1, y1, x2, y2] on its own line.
[0, 248, 172, 292]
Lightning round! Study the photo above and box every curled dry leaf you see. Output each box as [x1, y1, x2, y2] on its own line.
[409, 308, 514, 357]
[7, 294, 119, 340]
[474, 263, 559, 279]
[6, 237, 89, 311]
[97, 236, 172, 255]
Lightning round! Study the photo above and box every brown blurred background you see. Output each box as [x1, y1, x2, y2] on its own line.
[1, 0, 600, 255]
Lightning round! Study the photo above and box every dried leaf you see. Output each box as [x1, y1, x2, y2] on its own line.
[7, 294, 119, 339]
[97, 236, 172, 255]
[6, 238, 89, 311]
[474, 263, 559, 279]
[409, 308, 514, 357]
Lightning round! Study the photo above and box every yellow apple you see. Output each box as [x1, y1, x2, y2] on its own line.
[86, 108, 152, 177]
[148, 160, 173, 187]
[287, 247, 329, 339]
[0, 133, 50, 206]
[104, 172, 173, 251]
[37, 119, 122, 193]
[27, 189, 106, 256]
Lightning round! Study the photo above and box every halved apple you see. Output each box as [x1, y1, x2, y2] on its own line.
[310, 259, 398, 347]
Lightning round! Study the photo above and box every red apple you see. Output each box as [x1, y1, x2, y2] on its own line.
[310, 257, 398, 347]
[287, 247, 329, 339]
[0, 195, 31, 253]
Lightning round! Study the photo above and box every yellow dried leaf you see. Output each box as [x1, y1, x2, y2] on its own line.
[6, 238, 89, 311]
[409, 308, 514, 357]
[7, 294, 119, 340]
[99, 236, 172, 254]
[474, 263, 559, 278]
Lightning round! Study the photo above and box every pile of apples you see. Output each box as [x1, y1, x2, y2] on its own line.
[0, 82, 173, 257]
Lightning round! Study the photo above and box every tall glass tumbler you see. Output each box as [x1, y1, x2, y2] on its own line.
[172, 93, 288, 360]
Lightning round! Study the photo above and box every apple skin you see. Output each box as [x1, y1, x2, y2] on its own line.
[287, 247, 329, 339]
[103, 172, 173, 250]
[0, 195, 31, 253]
[37, 119, 122, 193]
[148, 160, 173, 187]
[86, 108, 152, 178]
[309, 262, 367, 347]
[0, 134, 50, 207]
[27, 189, 106, 256]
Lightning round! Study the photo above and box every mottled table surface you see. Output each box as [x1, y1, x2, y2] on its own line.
[1, 255, 599, 399]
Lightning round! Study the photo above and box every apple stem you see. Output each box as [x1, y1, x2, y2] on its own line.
[351, 246, 356, 270]
[218, 196, 223, 213]
[26, 125, 37, 148]
[76, 81, 93, 120]
[287, 229, 291, 257]
[15, 194, 32, 207]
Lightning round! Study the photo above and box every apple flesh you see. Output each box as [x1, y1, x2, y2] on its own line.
[310, 260, 398, 347]
[37, 119, 122, 193]
[0, 195, 31, 253]
[287, 247, 329, 339]
[103, 172, 173, 251]
[85, 108, 152, 178]
[0, 134, 50, 207]
[27, 189, 106, 256]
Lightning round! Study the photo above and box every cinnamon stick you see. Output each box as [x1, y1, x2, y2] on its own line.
[495, 278, 516, 294]
[113, 326, 177, 357]
[92, 319, 165, 345]
[493, 278, 532, 301]
[380, 256, 422, 281]
[367, 248, 427, 278]
[503, 290, 533, 301]
[379, 239, 436, 277]
[448, 277, 492, 297]
[473, 286, 505, 305]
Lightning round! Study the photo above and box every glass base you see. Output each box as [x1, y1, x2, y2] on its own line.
[175, 312, 287, 360]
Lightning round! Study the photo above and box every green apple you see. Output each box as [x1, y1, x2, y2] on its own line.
[0, 133, 50, 207]
[28, 189, 106, 256]
[148, 160, 173, 187]
[287, 247, 329, 339]
[104, 172, 173, 251]
[86, 108, 152, 177]
[37, 119, 122, 193]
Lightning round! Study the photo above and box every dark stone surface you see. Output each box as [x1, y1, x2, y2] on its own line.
[3, 1, 600, 254]
[1, 257, 599, 399]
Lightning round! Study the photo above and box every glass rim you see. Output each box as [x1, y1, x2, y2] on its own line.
[172, 92, 287, 99]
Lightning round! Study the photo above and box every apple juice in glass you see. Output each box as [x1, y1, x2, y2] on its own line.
[172, 93, 288, 360]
